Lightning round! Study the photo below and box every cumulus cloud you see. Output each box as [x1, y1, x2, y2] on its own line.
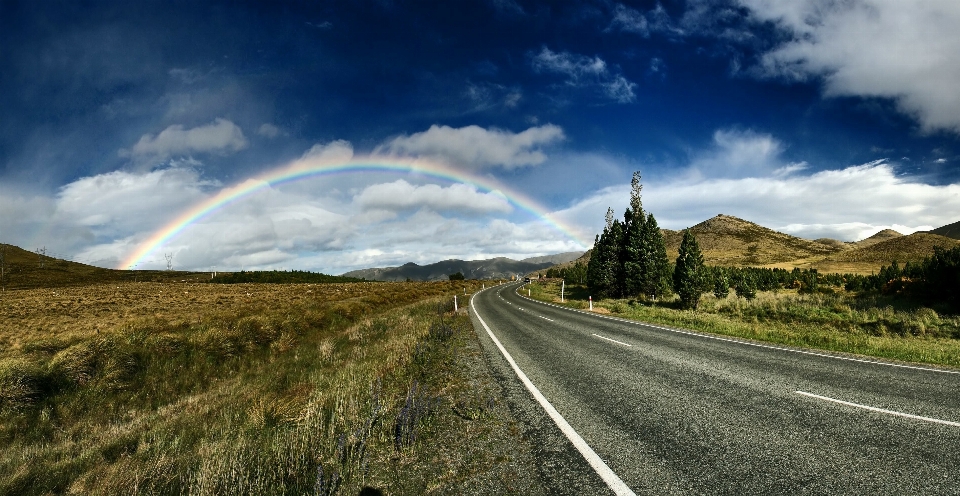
[377, 124, 564, 169]
[556, 158, 959, 243]
[530, 47, 637, 103]
[300, 140, 355, 162]
[354, 180, 512, 215]
[739, 0, 960, 133]
[257, 123, 282, 138]
[121, 118, 248, 163]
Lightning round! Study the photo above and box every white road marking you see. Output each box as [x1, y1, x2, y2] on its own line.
[510, 286, 959, 376]
[539, 315, 554, 322]
[795, 391, 960, 427]
[471, 288, 636, 496]
[592, 333, 632, 347]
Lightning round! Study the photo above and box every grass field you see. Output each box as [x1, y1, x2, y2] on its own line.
[1, 280, 538, 494]
[526, 280, 960, 369]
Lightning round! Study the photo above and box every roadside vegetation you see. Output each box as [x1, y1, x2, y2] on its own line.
[0, 280, 537, 494]
[532, 171, 960, 369]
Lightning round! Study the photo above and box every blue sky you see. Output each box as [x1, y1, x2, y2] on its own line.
[2, 0, 959, 273]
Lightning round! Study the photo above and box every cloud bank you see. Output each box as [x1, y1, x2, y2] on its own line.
[121, 118, 248, 164]
[377, 124, 565, 169]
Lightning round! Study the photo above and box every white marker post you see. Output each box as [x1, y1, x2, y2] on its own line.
[528, 288, 531, 297]
[589, 296, 593, 311]
[561, 280, 565, 302]
[454, 295, 458, 312]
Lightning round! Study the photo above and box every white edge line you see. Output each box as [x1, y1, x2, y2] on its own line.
[512, 284, 959, 376]
[795, 391, 960, 427]
[592, 333, 632, 347]
[471, 288, 636, 496]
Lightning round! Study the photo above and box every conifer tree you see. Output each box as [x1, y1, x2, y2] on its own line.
[673, 229, 706, 309]
[713, 267, 730, 299]
[640, 213, 671, 299]
[621, 171, 648, 297]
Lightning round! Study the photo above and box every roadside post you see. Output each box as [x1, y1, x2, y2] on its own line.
[454, 295, 458, 312]
[561, 280, 565, 302]
[589, 296, 593, 311]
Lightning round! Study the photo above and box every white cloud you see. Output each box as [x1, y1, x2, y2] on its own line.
[556, 158, 960, 243]
[122, 118, 248, 163]
[530, 47, 637, 103]
[354, 180, 512, 215]
[686, 128, 785, 178]
[608, 4, 649, 34]
[377, 124, 564, 169]
[300, 140, 355, 162]
[257, 123, 281, 138]
[739, 0, 960, 133]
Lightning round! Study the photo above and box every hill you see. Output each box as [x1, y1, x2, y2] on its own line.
[661, 214, 843, 267]
[0, 244, 188, 289]
[853, 229, 902, 248]
[816, 232, 960, 268]
[342, 257, 557, 281]
[927, 219, 960, 240]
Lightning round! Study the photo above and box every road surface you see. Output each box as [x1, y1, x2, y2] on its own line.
[469, 282, 960, 495]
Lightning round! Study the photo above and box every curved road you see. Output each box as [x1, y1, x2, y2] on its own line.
[469, 282, 960, 495]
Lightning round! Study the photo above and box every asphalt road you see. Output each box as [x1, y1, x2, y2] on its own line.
[469, 282, 960, 495]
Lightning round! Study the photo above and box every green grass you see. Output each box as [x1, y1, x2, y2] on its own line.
[526, 281, 960, 369]
[1, 281, 537, 494]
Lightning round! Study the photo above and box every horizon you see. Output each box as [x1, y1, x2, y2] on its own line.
[3, 1, 959, 274]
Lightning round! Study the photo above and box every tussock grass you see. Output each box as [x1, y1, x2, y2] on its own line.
[1, 280, 536, 494]
[528, 281, 960, 369]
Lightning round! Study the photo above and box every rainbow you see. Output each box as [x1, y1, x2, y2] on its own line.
[118, 155, 588, 270]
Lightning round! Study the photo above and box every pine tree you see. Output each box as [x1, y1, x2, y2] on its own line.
[713, 267, 730, 299]
[673, 229, 706, 309]
[621, 171, 647, 298]
[640, 213, 671, 300]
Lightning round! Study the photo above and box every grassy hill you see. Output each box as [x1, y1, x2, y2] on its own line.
[927, 219, 960, 240]
[812, 232, 960, 273]
[662, 214, 843, 267]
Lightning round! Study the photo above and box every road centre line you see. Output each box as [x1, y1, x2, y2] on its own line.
[512, 286, 959, 376]
[795, 391, 960, 427]
[592, 333, 632, 347]
[472, 288, 636, 496]
[539, 315, 554, 322]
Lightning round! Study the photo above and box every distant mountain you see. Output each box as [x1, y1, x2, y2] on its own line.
[520, 252, 584, 265]
[927, 220, 960, 240]
[341, 257, 560, 281]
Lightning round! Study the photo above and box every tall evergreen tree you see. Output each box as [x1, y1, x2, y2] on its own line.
[621, 171, 647, 298]
[640, 213, 671, 300]
[673, 229, 706, 309]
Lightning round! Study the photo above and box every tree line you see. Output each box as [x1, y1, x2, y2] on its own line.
[843, 246, 960, 311]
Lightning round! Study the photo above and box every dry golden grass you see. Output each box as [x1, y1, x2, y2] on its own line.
[0, 281, 418, 356]
[1, 278, 539, 494]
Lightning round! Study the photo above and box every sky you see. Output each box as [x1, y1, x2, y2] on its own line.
[2, 0, 960, 274]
